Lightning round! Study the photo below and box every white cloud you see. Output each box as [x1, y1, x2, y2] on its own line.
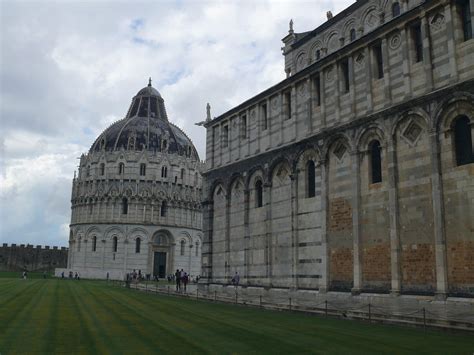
[0, 0, 354, 246]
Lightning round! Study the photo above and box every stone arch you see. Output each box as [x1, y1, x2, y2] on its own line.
[324, 30, 340, 53]
[296, 147, 320, 200]
[212, 182, 226, 202]
[295, 51, 308, 71]
[85, 226, 101, 239]
[434, 94, 474, 132]
[179, 231, 193, 244]
[194, 233, 203, 245]
[268, 156, 292, 183]
[152, 229, 174, 246]
[436, 96, 474, 167]
[322, 132, 354, 162]
[382, 0, 400, 18]
[227, 173, 244, 196]
[310, 40, 324, 61]
[295, 146, 321, 171]
[245, 166, 265, 190]
[361, 5, 380, 33]
[342, 18, 357, 40]
[390, 108, 430, 140]
[355, 124, 387, 152]
[270, 160, 292, 186]
[104, 226, 125, 241]
[209, 179, 225, 201]
[129, 227, 149, 241]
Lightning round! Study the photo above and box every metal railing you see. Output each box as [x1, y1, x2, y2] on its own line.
[108, 280, 474, 332]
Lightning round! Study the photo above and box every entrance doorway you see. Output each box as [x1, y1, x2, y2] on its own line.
[153, 252, 167, 278]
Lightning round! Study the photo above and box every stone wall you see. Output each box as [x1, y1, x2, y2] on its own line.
[0, 244, 68, 272]
[202, 0, 474, 299]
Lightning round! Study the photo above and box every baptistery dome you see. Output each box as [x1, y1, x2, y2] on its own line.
[90, 79, 199, 160]
[63, 80, 203, 281]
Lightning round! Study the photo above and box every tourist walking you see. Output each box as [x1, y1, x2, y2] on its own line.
[183, 272, 188, 292]
[175, 269, 181, 291]
[232, 272, 240, 286]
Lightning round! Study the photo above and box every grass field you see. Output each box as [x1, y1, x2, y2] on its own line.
[1, 277, 473, 354]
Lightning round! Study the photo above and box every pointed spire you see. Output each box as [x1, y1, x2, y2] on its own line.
[148, 77, 152, 87]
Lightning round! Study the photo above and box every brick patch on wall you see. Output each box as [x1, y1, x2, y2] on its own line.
[401, 243, 436, 286]
[330, 247, 353, 284]
[362, 243, 391, 282]
[329, 198, 352, 232]
[447, 241, 474, 285]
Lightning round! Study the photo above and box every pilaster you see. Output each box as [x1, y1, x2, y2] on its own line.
[351, 150, 362, 294]
[319, 159, 330, 293]
[421, 13, 434, 91]
[401, 26, 412, 99]
[290, 172, 298, 290]
[364, 47, 374, 113]
[444, 0, 459, 83]
[264, 181, 273, 282]
[243, 189, 250, 283]
[429, 130, 448, 299]
[381, 37, 392, 106]
[387, 138, 401, 295]
[202, 200, 214, 282]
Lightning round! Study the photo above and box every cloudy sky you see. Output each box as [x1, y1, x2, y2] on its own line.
[0, 0, 353, 247]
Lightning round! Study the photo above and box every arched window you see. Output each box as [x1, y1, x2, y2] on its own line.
[350, 28, 356, 42]
[135, 238, 141, 253]
[118, 163, 125, 175]
[161, 166, 168, 178]
[140, 163, 146, 176]
[122, 197, 128, 214]
[89, 203, 93, 214]
[316, 49, 321, 60]
[195, 242, 199, 256]
[92, 236, 97, 252]
[77, 238, 81, 252]
[180, 240, 185, 256]
[392, 2, 400, 17]
[100, 163, 105, 176]
[86, 166, 91, 177]
[194, 172, 199, 186]
[112, 236, 118, 253]
[162, 139, 167, 151]
[255, 180, 263, 208]
[369, 140, 382, 183]
[457, 0, 472, 41]
[181, 168, 185, 180]
[454, 116, 473, 166]
[307, 160, 316, 198]
[161, 201, 167, 217]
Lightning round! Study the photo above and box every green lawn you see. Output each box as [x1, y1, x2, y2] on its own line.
[0, 277, 473, 354]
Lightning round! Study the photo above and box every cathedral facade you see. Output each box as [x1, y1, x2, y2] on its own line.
[202, 0, 474, 298]
[66, 82, 204, 280]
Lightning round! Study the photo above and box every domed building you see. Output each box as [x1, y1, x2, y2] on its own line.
[66, 80, 204, 280]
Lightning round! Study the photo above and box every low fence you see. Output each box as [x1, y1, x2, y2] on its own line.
[109, 280, 474, 332]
